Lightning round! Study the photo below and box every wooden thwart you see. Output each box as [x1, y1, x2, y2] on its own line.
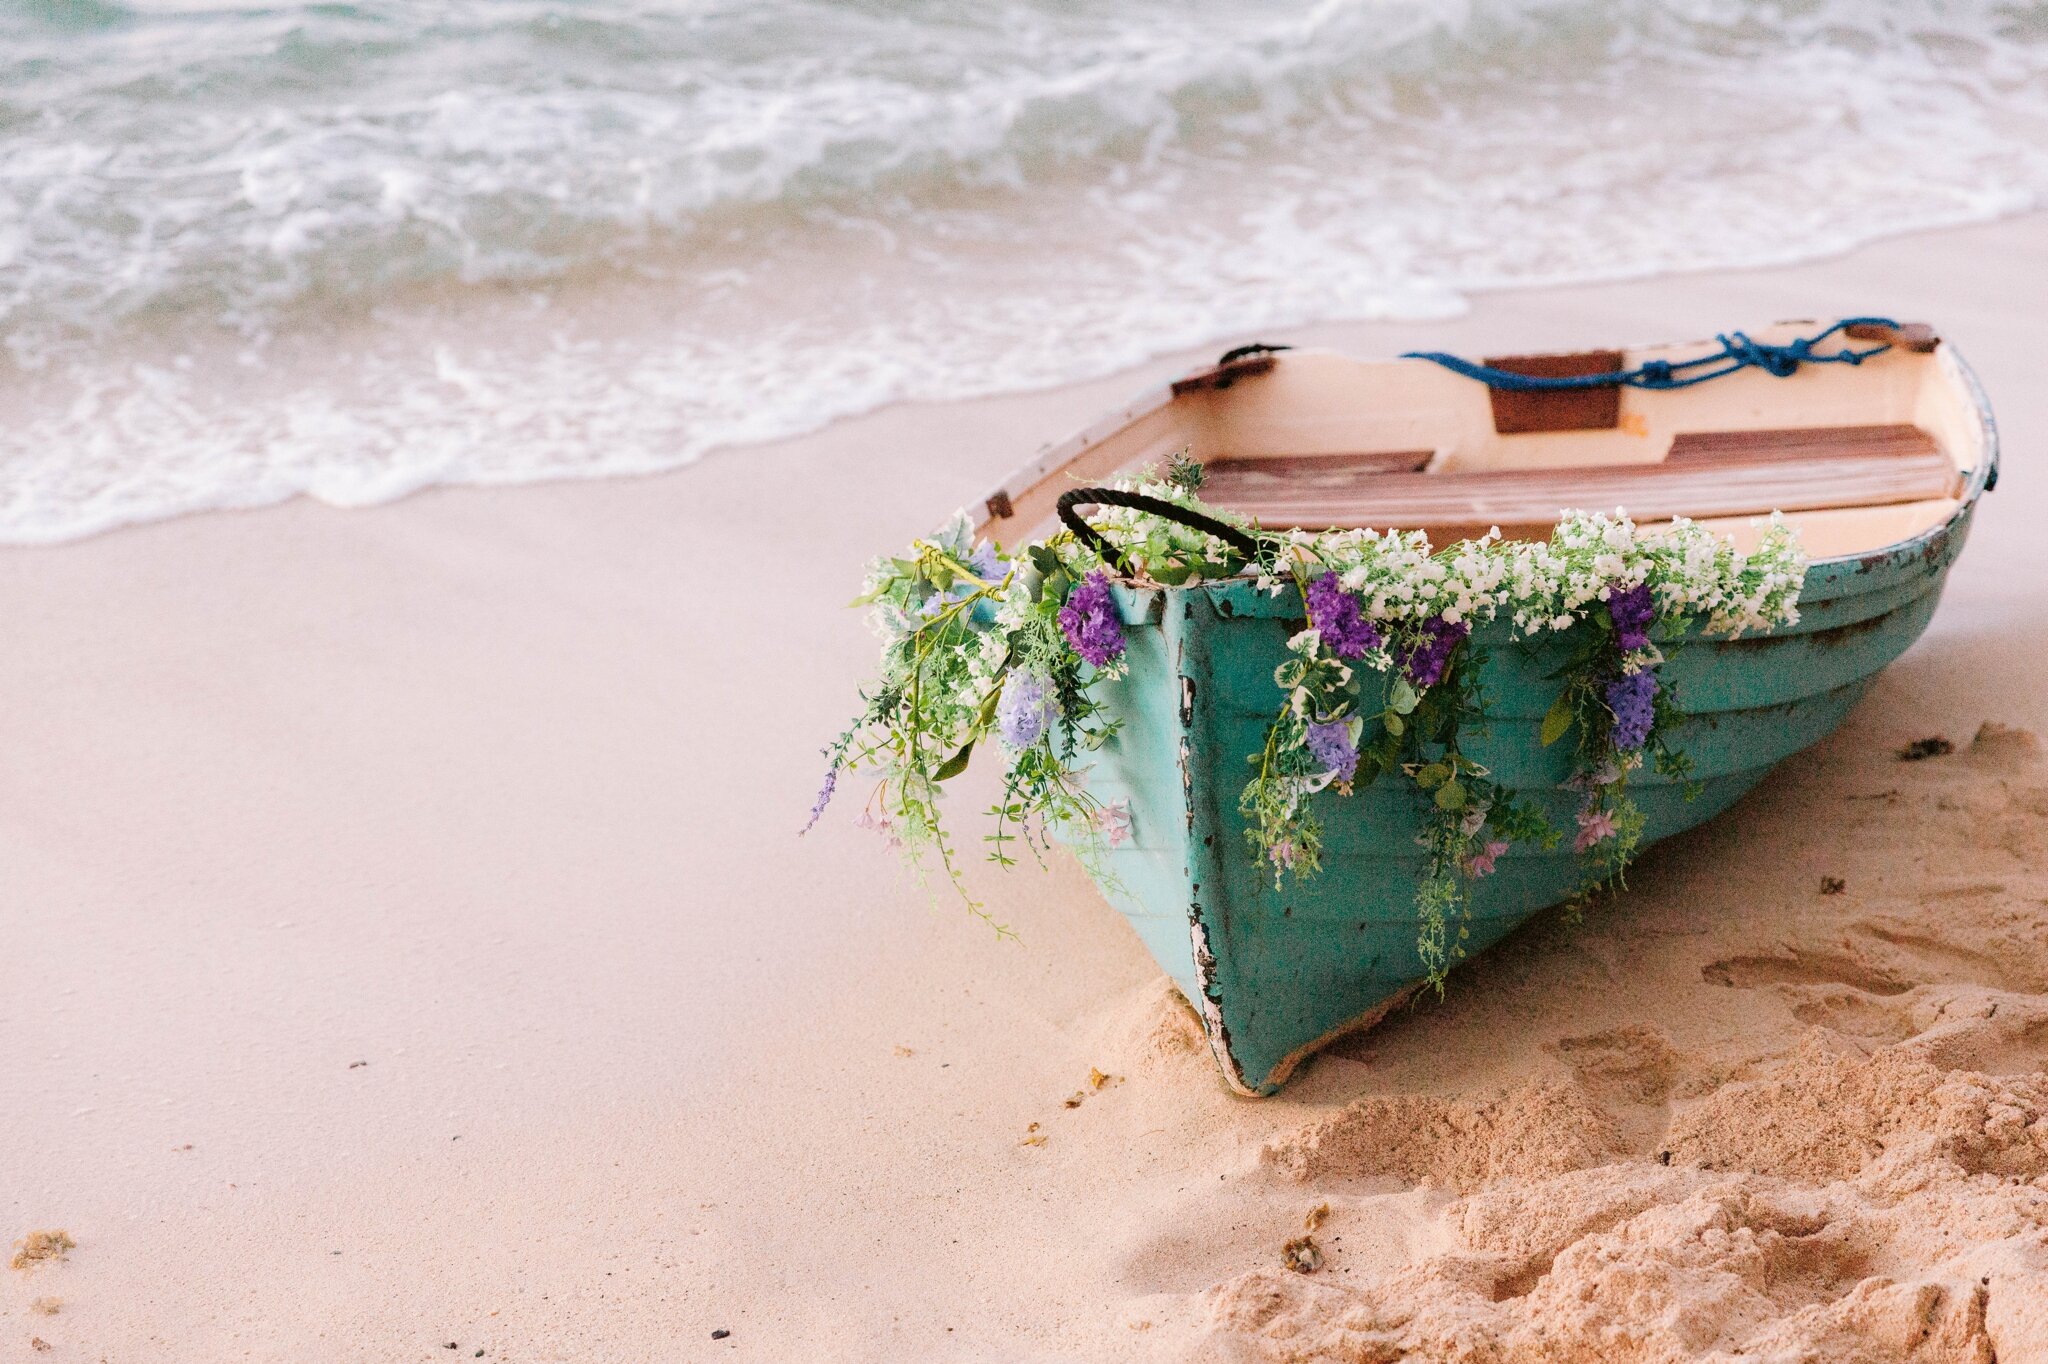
[1663, 423, 1937, 465]
[1200, 424, 1960, 536]
[1199, 450, 1433, 497]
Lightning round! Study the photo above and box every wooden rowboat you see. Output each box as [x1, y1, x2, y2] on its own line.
[975, 321, 1995, 1095]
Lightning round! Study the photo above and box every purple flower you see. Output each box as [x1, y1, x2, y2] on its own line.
[1605, 668, 1659, 752]
[1059, 571, 1127, 667]
[1304, 719, 1358, 783]
[1305, 573, 1384, 659]
[968, 541, 1005, 580]
[998, 672, 1056, 748]
[1607, 581, 1655, 653]
[1397, 615, 1470, 689]
[800, 758, 839, 835]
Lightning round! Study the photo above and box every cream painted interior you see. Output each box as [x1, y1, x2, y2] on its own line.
[978, 322, 1985, 560]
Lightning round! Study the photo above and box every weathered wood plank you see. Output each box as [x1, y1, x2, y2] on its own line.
[1200, 425, 1958, 533]
[1665, 423, 1935, 464]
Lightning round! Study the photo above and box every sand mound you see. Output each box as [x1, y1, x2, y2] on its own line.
[1968, 720, 2043, 770]
[1211, 1069, 2048, 1362]
[1082, 974, 1211, 1076]
[1261, 1081, 1624, 1192]
[1666, 1032, 2048, 1182]
[1190, 725, 2048, 1362]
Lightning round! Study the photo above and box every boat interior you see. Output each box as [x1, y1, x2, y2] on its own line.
[977, 321, 1990, 562]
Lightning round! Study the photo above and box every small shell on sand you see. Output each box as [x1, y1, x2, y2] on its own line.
[1280, 1236, 1323, 1274]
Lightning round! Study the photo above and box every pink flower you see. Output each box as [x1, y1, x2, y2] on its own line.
[1093, 800, 1132, 849]
[1270, 839, 1298, 869]
[1574, 808, 1617, 853]
[854, 808, 902, 850]
[1467, 839, 1509, 877]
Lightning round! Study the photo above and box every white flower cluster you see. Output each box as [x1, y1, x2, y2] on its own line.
[1262, 526, 1511, 627]
[899, 489, 1808, 652]
[1499, 509, 1807, 638]
[1086, 477, 1254, 572]
[1255, 510, 1806, 641]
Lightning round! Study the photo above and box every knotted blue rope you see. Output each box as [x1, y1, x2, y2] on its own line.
[1403, 317, 1900, 391]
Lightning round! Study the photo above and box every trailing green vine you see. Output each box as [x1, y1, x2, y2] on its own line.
[810, 460, 1806, 983]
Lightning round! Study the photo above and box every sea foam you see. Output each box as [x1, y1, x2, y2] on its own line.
[0, 0, 2044, 541]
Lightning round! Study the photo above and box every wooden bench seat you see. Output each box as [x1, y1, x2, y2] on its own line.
[1200, 425, 1960, 537]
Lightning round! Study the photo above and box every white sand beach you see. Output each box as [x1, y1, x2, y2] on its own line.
[6, 215, 2048, 1361]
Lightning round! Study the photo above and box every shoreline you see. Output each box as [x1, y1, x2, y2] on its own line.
[5, 213, 2047, 1360]
[1, 210, 2042, 551]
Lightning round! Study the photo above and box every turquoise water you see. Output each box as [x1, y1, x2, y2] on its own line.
[2, 0, 2044, 539]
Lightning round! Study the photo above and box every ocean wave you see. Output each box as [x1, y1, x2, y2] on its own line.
[0, 0, 2044, 539]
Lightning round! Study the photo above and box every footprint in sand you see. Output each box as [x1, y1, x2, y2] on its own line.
[1695, 723, 2048, 1064]
[1193, 725, 2048, 1364]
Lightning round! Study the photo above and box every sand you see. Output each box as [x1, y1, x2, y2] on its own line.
[4, 215, 2048, 1361]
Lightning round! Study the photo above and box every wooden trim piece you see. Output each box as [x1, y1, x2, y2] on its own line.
[1170, 353, 1281, 396]
[1843, 321, 1941, 353]
[1483, 350, 1625, 434]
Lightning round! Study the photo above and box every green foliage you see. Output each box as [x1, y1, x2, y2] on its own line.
[823, 466, 1805, 999]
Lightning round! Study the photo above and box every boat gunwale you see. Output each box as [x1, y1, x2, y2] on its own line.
[992, 338, 1996, 603]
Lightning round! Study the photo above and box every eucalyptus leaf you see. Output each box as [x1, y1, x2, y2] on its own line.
[1389, 678, 1419, 714]
[1383, 710, 1405, 738]
[934, 742, 974, 782]
[975, 686, 1003, 728]
[1539, 691, 1575, 747]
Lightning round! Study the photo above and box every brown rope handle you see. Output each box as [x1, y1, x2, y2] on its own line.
[1055, 487, 1264, 577]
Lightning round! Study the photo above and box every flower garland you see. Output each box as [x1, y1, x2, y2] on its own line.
[811, 460, 1806, 976]
[1516, 509, 1806, 896]
[1240, 529, 1552, 988]
[806, 468, 1244, 930]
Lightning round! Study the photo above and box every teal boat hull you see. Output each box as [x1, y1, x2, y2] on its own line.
[1081, 504, 1981, 1095]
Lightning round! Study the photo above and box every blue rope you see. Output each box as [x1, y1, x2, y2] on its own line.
[1402, 317, 1900, 392]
